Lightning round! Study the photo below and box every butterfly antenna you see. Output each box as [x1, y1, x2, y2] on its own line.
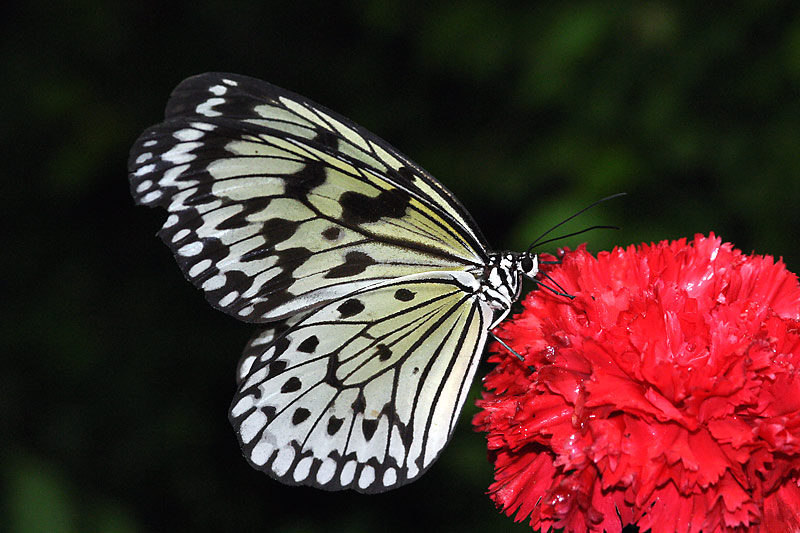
[526, 193, 626, 253]
[536, 271, 575, 299]
[532, 225, 619, 249]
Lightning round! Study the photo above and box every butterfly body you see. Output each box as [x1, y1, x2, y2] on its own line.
[481, 251, 538, 326]
[129, 73, 539, 493]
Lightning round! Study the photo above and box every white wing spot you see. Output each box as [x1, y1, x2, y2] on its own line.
[272, 447, 295, 476]
[188, 258, 212, 277]
[238, 305, 255, 317]
[239, 410, 267, 444]
[293, 457, 313, 482]
[317, 458, 336, 485]
[143, 139, 157, 147]
[135, 152, 152, 164]
[134, 163, 155, 177]
[222, 78, 238, 86]
[382, 467, 397, 487]
[175, 128, 204, 141]
[202, 274, 226, 291]
[209, 84, 227, 96]
[135, 179, 153, 193]
[230, 395, 254, 418]
[191, 121, 216, 131]
[237, 355, 256, 381]
[197, 97, 224, 117]
[163, 214, 179, 228]
[358, 465, 375, 489]
[172, 228, 190, 243]
[340, 460, 356, 486]
[178, 242, 203, 257]
[142, 190, 163, 203]
[250, 440, 275, 466]
[218, 291, 239, 307]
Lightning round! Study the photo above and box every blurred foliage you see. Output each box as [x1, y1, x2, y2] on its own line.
[4, 1, 800, 532]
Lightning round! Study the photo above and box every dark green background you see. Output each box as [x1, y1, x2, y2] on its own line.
[5, 2, 800, 532]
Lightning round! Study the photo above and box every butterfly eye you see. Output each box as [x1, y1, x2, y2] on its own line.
[520, 256, 534, 274]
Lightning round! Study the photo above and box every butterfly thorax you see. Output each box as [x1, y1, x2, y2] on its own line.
[480, 251, 539, 328]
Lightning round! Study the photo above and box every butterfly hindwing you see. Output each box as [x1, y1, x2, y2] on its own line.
[229, 271, 492, 492]
[128, 73, 489, 323]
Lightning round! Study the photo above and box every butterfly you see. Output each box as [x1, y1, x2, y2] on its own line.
[128, 73, 541, 493]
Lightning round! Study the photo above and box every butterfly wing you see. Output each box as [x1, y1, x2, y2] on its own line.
[128, 73, 490, 322]
[129, 73, 500, 491]
[229, 271, 492, 492]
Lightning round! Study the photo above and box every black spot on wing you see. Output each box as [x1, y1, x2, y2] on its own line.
[266, 360, 288, 379]
[281, 376, 302, 393]
[337, 298, 365, 318]
[297, 335, 319, 353]
[324, 251, 376, 279]
[271, 337, 291, 359]
[260, 405, 277, 424]
[362, 419, 379, 441]
[321, 226, 342, 240]
[339, 188, 410, 224]
[327, 416, 344, 435]
[292, 407, 311, 425]
[394, 288, 415, 301]
[375, 343, 392, 362]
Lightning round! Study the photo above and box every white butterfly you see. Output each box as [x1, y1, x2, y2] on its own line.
[128, 73, 540, 493]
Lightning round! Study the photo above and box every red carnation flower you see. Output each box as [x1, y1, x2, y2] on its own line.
[474, 234, 800, 533]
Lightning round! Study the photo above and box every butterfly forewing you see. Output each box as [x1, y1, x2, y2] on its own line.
[129, 73, 488, 322]
[229, 271, 492, 492]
